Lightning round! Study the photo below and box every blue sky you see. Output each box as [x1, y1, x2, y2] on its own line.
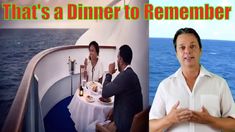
[149, 0, 235, 41]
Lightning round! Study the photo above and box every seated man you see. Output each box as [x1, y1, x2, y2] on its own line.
[101, 45, 143, 132]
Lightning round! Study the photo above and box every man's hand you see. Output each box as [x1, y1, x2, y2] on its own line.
[106, 108, 113, 121]
[166, 101, 192, 125]
[190, 106, 212, 124]
[108, 62, 116, 75]
[150, 101, 192, 131]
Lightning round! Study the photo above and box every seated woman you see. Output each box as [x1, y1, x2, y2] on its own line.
[84, 41, 104, 84]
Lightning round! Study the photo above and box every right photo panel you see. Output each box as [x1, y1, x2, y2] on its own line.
[148, 0, 235, 131]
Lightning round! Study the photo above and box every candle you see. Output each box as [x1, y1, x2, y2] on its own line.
[79, 86, 84, 96]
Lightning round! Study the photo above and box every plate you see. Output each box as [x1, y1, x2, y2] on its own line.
[86, 81, 102, 95]
[86, 95, 95, 103]
[98, 97, 113, 105]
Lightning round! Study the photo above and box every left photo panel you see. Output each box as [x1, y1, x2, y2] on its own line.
[0, 0, 149, 132]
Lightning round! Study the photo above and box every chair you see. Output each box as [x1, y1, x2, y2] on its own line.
[96, 106, 150, 132]
[130, 106, 150, 132]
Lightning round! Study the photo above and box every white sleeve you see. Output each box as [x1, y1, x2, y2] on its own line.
[98, 61, 104, 79]
[220, 79, 235, 119]
[149, 82, 166, 120]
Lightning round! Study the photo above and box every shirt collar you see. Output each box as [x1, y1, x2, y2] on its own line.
[171, 65, 212, 78]
[124, 65, 131, 71]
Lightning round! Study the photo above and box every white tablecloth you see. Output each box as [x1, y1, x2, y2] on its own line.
[68, 89, 113, 132]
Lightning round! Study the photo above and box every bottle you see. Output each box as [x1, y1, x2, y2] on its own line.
[68, 56, 71, 62]
[71, 59, 75, 72]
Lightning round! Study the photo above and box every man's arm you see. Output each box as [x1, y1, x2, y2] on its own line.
[102, 62, 127, 98]
[210, 117, 235, 131]
[191, 106, 235, 131]
[149, 118, 171, 132]
[149, 101, 192, 132]
[102, 71, 129, 98]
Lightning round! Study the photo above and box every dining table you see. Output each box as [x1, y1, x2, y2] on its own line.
[68, 81, 113, 132]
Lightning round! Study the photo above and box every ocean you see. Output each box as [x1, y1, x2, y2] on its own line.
[1, 31, 235, 129]
[0, 29, 87, 129]
[149, 38, 235, 104]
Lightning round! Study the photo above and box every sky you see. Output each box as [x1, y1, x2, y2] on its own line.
[149, 0, 235, 41]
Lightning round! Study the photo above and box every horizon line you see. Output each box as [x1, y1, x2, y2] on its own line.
[149, 37, 235, 42]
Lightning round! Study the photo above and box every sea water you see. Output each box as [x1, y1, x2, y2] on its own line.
[1, 32, 234, 128]
[0, 29, 86, 129]
[149, 38, 235, 104]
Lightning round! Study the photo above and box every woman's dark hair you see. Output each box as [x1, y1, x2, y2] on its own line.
[173, 28, 202, 51]
[89, 41, 99, 55]
[119, 45, 133, 65]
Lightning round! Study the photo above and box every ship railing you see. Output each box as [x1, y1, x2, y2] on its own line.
[1, 45, 116, 132]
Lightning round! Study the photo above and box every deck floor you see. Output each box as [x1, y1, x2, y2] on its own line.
[44, 96, 77, 132]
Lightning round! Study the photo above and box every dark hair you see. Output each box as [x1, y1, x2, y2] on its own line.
[119, 45, 133, 65]
[173, 28, 202, 51]
[89, 41, 99, 55]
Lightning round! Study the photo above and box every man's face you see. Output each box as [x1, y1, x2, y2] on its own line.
[176, 33, 202, 68]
